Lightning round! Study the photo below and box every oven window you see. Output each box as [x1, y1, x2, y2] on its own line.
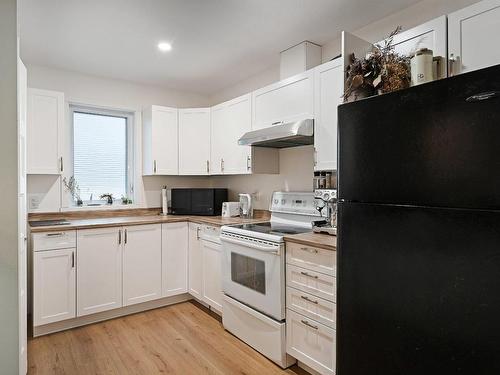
[231, 252, 266, 294]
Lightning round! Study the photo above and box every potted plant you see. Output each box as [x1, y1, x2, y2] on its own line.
[63, 176, 83, 206]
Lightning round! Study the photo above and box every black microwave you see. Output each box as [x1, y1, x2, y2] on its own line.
[171, 188, 228, 216]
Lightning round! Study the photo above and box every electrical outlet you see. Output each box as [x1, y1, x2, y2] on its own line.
[29, 194, 41, 210]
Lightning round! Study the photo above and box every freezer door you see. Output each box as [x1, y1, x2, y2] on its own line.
[338, 64, 500, 210]
[337, 202, 500, 375]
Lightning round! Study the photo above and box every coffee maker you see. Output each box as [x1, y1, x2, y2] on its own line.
[312, 189, 337, 235]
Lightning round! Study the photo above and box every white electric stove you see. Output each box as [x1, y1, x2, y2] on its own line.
[220, 192, 320, 368]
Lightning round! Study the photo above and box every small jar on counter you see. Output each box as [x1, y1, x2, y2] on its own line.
[325, 172, 332, 188]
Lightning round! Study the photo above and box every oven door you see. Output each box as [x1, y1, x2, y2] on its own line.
[221, 232, 285, 321]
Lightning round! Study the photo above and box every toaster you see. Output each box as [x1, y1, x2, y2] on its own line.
[221, 202, 240, 217]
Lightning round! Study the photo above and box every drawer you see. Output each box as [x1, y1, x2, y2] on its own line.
[286, 264, 336, 302]
[32, 230, 76, 251]
[286, 287, 336, 329]
[286, 309, 335, 375]
[286, 242, 336, 276]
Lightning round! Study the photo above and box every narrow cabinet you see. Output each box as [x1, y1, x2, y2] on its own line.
[27, 88, 64, 174]
[142, 105, 178, 175]
[252, 70, 314, 130]
[201, 236, 223, 312]
[448, 0, 500, 75]
[313, 58, 343, 172]
[188, 223, 203, 299]
[33, 248, 76, 326]
[178, 108, 211, 175]
[122, 224, 162, 306]
[77, 227, 122, 316]
[162, 222, 189, 297]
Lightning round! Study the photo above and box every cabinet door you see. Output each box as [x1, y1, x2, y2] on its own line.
[162, 222, 188, 297]
[123, 224, 162, 306]
[202, 240, 223, 312]
[27, 88, 64, 174]
[252, 70, 314, 130]
[178, 108, 211, 175]
[314, 58, 343, 172]
[188, 223, 203, 299]
[210, 103, 227, 175]
[449, 0, 500, 75]
[33, 248, 76, 326]
[77, 227, 123, 316]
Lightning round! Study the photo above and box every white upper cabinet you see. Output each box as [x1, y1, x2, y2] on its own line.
[178, 108, 211, 175]
[252, 70, 314, 130]
[122, 224, 162, 306]
[162, 222, 189, 297]
[142, 105, 178, 175]
[448, 0, 500, 75]
[211, 94, 252, 175]
[313, 58, 343, 172]
[27, 88, 64, 174]
[77, 227, 123, 316]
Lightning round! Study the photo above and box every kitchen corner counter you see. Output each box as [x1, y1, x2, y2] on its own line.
[284, 232, 336, 251]
[29, 214, 269, 233]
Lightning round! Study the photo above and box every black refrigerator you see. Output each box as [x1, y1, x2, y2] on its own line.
[337, 64, 500, 375]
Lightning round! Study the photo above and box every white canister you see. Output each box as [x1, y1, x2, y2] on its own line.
[411, 48, 434, 86]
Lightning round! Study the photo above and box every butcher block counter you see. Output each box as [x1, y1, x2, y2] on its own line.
[284, 231, 336, 251]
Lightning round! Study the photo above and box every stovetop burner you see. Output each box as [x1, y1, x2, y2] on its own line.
[230, 222, 311, 236]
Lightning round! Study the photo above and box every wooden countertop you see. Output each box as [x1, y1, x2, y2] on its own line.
[284, 231, 336, 251]
[29, 215, 269, 233]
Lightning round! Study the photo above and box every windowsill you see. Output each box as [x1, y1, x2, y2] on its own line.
[61, 203, 141, 212]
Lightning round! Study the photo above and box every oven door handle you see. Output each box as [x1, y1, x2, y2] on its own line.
[221, 236, 281, 255]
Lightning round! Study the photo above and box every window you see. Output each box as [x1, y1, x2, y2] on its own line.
[70, 105, 134, 204]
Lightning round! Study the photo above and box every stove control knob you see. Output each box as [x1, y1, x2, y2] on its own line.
[273, 199, 279, 204]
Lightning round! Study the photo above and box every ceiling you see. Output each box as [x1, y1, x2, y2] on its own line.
[19, 0, 421, 95]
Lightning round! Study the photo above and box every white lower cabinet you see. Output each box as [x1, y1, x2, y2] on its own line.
[162, 222, 189, 297]
[286, 309, 336, 375]
[77, 227, 122, 316]
[122, 224, 162, 306]
[33, 248, 76, 326]
[201, 238, 223, 312]
[188, 223, 203, 299]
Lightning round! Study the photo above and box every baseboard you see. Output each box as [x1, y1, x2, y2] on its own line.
[33, 294, 191, 337]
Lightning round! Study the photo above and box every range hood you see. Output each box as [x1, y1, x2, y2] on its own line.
[238, 119, 314, 148]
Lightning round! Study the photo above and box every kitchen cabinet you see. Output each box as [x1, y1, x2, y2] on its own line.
[27, 88, 64, 174]
[162, 222, 189, 297]
[33, 248, 76, 326]
[252, 70, 314, 131]
[77, 227, 122, 316]
[211, 94, 279, 175]
[122, 224, 162, 306]
[188, 223, 203, 299]
[178, 108, 211, 175]
[142, 105, 178, 175]
[313, 58, 343, 171]
[201, 236, 223, 312]
[448, 0, 500, 75]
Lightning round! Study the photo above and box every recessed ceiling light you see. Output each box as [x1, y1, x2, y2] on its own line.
[158, 42, 172, 52]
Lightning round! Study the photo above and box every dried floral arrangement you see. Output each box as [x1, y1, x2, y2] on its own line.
[344, 27, 411, 102]
[63, 176, 83, 206]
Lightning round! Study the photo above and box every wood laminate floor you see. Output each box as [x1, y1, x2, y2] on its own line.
[28, 301, 309, 375]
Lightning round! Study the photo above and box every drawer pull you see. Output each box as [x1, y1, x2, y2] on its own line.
[301, 320, 319, 330]
[300, 246, 318, 253]
[300, 271, 319, 279]
[301, 295, 319, 304]
[46, 232, 64, 237]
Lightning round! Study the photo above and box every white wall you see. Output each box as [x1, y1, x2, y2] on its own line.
[0, 0, 20, 372]
[27, 65, 214, 211]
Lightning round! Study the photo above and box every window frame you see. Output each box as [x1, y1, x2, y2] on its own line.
[69, 104, 135, 206]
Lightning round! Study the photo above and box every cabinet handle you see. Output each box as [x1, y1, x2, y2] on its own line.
[301, 295, 319, 304]
[118, 229, 122, 245]
[124, 229, 128, 244]
[71, 251, 75, 268]
[60, 157, 64, 172]
[301, 320, 318, 330]
[300, 271, 319, 279]
[300, 246, 318, 254]
[196, 227, 201, 240]
[221, 158, 224, 173]
[313, 148, 317, 166]
[272, 121, 284, 126]
[46, 232, 64, 237]
[206, 160, 210, 173]
[153, 160, 157, 174]
[246, 155, 251, 171]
